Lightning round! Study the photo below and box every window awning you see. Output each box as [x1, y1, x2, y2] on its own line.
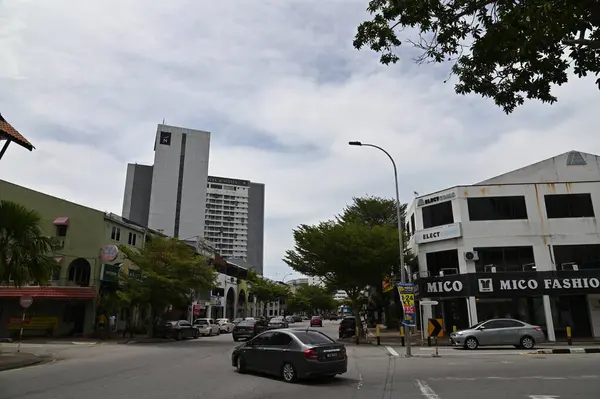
[53, 217, 70, 226]
[0, 286, 96, 299]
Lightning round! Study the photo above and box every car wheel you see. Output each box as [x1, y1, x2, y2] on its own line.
[464, 337, 478, 350]
[208, 330, 212, 337]
[235, 355, 246, 373]
[281, 363, 298, 383]
[176, 331, 183, 341]
[520, 336, 535, 349]
[217, 329, 221, 335]
[233, 337, 239, 342]
[193, 330, 199, 339]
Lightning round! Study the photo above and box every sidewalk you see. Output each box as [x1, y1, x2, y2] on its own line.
[0, 352, 44, 372]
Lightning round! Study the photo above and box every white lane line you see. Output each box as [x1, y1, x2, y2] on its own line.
[357, 372, 363, 390]
[386, 346, 399, 357]
[415, 379, 441, 399]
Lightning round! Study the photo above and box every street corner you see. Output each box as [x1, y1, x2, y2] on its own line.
[0, 352, 51, 372]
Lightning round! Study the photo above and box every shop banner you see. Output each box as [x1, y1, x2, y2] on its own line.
[416, 269, 600, 298]
[397, 283, 416, 326]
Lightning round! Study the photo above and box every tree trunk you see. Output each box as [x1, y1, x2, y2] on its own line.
[353, 306, 361, 345]
[148, 306, 157, 338]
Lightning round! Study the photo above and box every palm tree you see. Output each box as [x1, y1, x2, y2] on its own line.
[0, 200, 57, 287]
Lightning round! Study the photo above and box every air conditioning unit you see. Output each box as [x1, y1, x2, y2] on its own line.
[464, 251, 479, 261]
[561, 262, 579, 271]
[484, 264, 497, 273]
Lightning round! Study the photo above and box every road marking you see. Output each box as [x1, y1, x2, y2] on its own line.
[357, 372, 363, 390]
[428, 375, 598, 381]
[386, 346, 399, 357]
[415, 379, 441, 399]
[529, 396, 559, 399]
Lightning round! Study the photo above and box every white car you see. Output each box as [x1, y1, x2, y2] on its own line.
[193, 318, 220, 336]
[216, 318, 234, 333]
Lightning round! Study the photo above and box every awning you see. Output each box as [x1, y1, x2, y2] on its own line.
[0, 286, 96, 299]
[53, 217, 70, 226]
[0, 113, 34, 151]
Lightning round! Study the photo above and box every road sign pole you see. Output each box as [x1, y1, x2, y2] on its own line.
[17, 311, 26, 353]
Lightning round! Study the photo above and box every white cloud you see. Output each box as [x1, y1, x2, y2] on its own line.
[0, 0, 598, 279]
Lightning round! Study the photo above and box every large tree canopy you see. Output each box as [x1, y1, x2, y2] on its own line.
[287, 284, 338, 314]
[354, 0, 600, 113]
[283, 220, 399, 312]
[118, 235, 216, 335]
[247, 269, 290, 313]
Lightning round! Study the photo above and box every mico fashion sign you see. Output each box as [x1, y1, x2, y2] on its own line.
[416, 270, 600, 298]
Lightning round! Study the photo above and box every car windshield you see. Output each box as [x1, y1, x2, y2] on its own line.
[293, 331, 334, 345]
[194, 320, 208, 325]
[238, 320, 256, 326]
[311, 316, 321, 319]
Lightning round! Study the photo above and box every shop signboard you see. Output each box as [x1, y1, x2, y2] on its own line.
[101, 264, 120, 282]
[415, 269, 600, 298]
[414, 223, 462, 244]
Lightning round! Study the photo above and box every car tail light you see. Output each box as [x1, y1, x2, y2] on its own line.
[533, 326, 542, 332]
[303, 349, 318, 360]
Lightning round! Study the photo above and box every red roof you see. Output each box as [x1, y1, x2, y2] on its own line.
[0, 286, 96, 299]
[0, 113, 34, 151]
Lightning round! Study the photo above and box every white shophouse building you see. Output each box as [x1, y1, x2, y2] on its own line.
[407, 151, 600, 341]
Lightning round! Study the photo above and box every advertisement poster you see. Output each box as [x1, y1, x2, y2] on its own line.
[397, 283, 416, 326]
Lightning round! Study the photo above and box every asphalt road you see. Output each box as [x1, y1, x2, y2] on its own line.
[1, 320, 598, 399]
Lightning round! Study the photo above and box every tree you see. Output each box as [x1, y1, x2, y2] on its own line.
[338, 196, 416, 326]
[283, 220, 399, 331]
[118, 235, 216, 337]
[288, 285, 337, 315]
[247, 269, 290, 316]
[354, 1, 600, 113]
[0, 200, 57, 286]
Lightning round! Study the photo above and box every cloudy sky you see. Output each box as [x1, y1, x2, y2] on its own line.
[1, 1, 598, 279]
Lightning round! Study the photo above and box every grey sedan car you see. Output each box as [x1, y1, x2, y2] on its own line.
[231, 329, 347, 382]
[450, 318, 545, 350]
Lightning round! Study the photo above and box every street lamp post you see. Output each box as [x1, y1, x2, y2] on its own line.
[348, 141, 411, 357]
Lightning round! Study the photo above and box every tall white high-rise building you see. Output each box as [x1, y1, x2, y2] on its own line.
[122, 124, 211, 239]
[205, 176, 265, 275]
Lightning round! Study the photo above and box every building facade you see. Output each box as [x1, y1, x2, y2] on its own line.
[0, 180, 149, 337]
[122, 123, 211, 239]
[407, 151, 600, 341]
[205, 175, 265, 275]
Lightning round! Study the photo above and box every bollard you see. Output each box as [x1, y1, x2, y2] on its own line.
[433, 336, 440, 357]
[376, 325, 381, 346]
[453, 325, 457, 333]
[567, 326, 572, 346]
[400, 324, 405, 347]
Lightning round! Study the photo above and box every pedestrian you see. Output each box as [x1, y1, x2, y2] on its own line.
[122, 316, 134, 338]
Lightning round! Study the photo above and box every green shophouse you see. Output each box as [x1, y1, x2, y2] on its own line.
[0, 179, 149, 338]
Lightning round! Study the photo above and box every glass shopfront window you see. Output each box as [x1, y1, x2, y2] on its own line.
[476, 297, 546, 328]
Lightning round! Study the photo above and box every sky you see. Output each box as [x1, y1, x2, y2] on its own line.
[1, 1, 598, 280]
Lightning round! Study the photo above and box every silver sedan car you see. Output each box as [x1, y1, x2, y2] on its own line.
[450, 318, 545, 350]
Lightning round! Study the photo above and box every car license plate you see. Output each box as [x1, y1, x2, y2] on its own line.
[326, 353, 338, 358]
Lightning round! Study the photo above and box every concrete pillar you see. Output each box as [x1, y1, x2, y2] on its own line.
[207, 304, 212, 319]
[542, 295, 556, 342]
[467, 297, 478, 326]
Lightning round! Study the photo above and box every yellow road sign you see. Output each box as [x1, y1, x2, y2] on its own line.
[428, 318, 444, 337]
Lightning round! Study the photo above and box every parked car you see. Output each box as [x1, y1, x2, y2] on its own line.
[232, 318, 269, 341]
[328, 314, 339, 321]
[338, 316, 356, 338]
[450, 318, 545, 350]
[156, 320, 199, 340]
[193, 318, 220, 336]
[268, 317, 289, 329]
[232, 329, 347, 382]
[310, 316, 323, 327]
[216, 318, 235, 333]
[285, 316, 295, 324]
[232, 318, 244, 325]
[293, 315, 302, 322]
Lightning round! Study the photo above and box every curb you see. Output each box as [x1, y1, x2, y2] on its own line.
[532, 348, 600, 355]
[0, 354, 45, 372]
